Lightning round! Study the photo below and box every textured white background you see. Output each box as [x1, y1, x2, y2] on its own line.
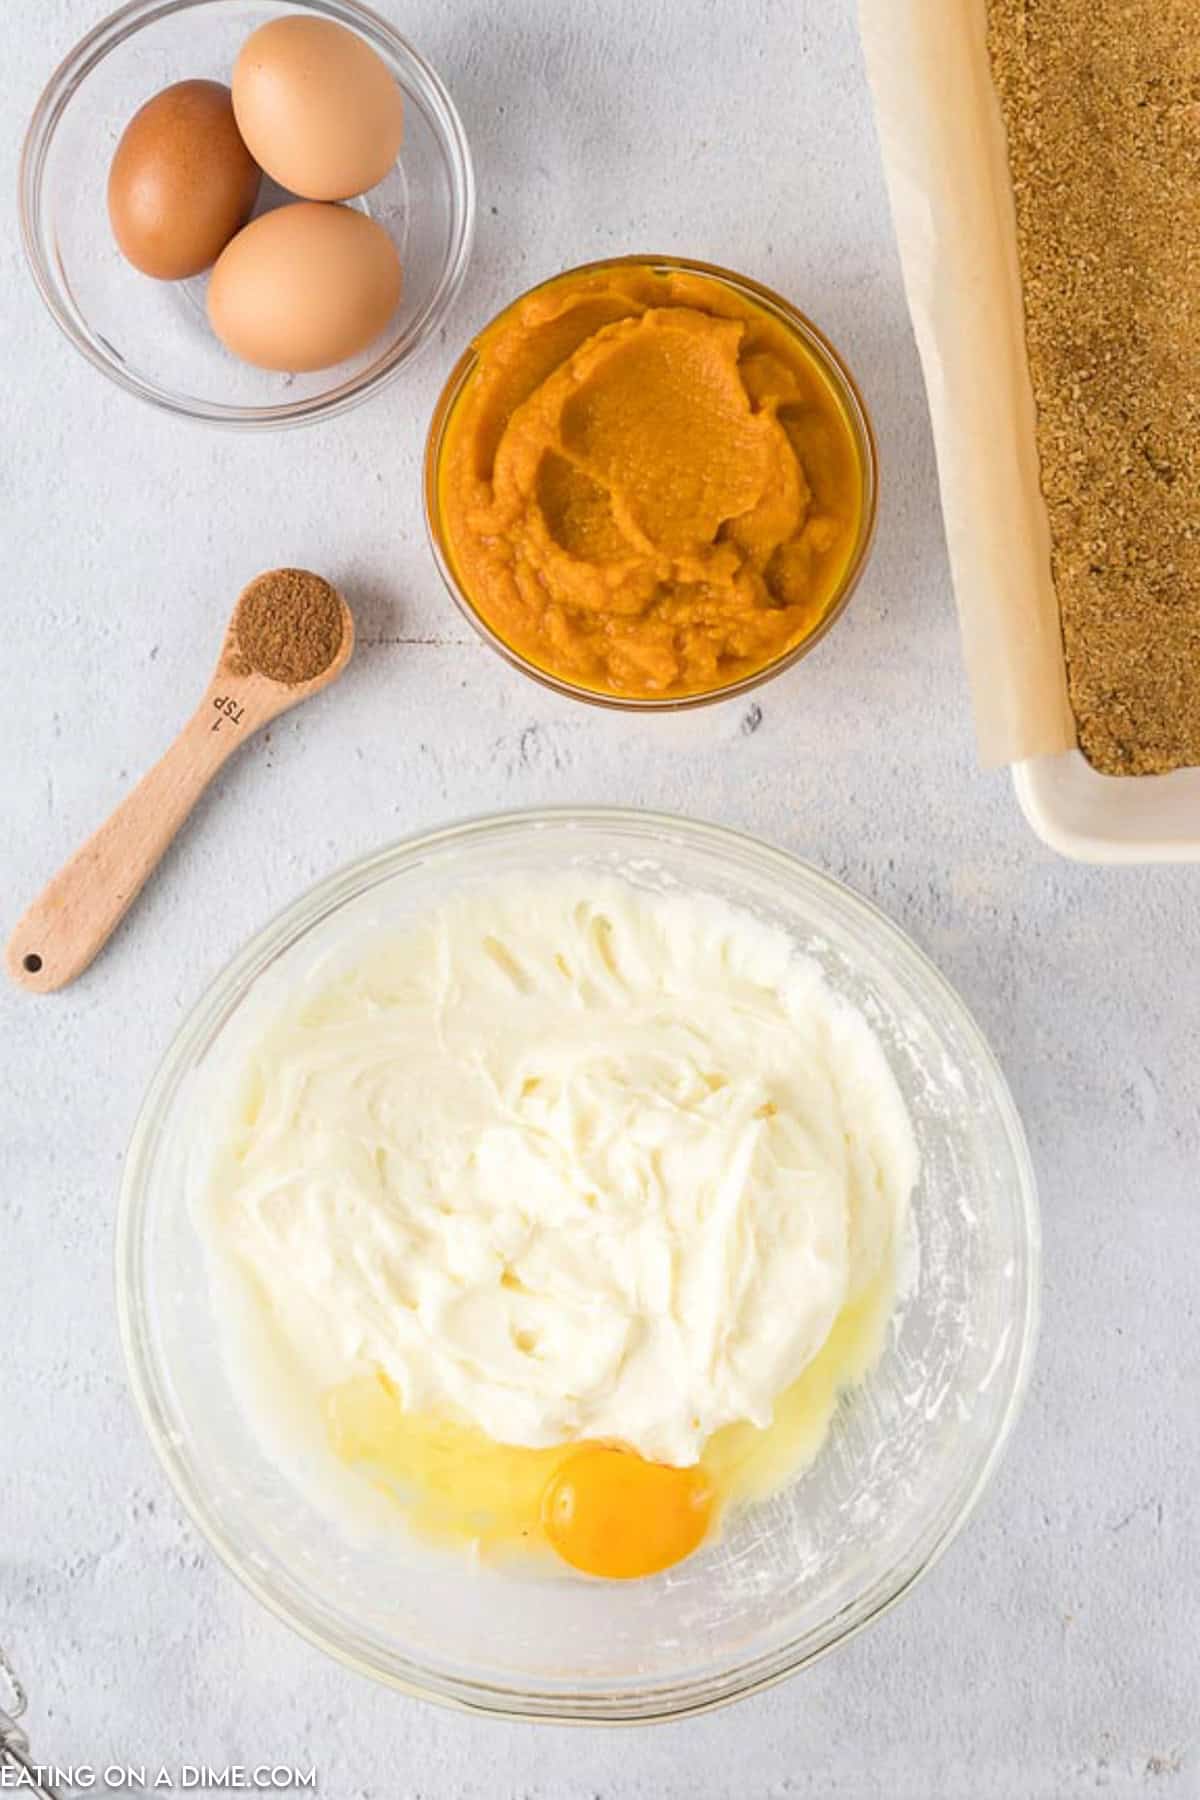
[2, 1, 1198, 1795]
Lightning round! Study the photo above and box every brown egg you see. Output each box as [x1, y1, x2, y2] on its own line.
[207, 202, 403, 372]
[232, 17, 404, 202]
[107, 80, 261, 279]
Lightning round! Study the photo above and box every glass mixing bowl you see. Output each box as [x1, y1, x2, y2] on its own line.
[117, 809, 1039, 1721]
[425, 257, 878, 710]
[20, 0, 475, 428]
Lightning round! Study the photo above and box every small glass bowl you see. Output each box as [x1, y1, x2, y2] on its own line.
[425, 255, 878, 710]
[20, 0, 475, 428]
[117, 808, 1039, 1721]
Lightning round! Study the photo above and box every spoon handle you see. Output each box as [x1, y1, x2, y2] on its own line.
[5, 696, 249, 993]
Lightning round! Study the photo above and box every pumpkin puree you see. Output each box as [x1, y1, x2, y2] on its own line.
[435, 264, 866, 701]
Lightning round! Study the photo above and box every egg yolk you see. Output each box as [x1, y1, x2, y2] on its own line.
[540, 1446, 714, 1579]
[324, 1275, 897, 1576]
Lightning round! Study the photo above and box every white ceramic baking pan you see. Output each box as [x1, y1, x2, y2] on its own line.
[1013, 756, 1200, 864]
[860, 0, 1200, 865]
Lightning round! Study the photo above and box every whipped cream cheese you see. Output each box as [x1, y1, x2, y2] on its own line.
[202, 876, 917, 1467]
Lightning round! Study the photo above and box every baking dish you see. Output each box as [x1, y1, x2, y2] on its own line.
[859, 0, 1200, 862]
[1013, 756, 1200, 864]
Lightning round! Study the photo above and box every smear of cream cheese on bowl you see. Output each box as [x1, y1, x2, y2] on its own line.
[197, 873, 918, 1572]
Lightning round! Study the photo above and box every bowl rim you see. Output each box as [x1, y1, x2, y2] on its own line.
[423, 255, 880, 711]
[19, 0, 476, 430]
[116, 805, 1040, 1722]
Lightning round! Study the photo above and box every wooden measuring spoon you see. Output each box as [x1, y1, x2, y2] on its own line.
[6, 570, 354, 994]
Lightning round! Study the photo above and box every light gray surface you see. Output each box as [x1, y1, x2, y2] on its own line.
[2, 1, 1197, 1795]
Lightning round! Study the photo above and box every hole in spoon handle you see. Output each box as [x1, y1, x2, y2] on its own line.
[5, 933, 59, 992]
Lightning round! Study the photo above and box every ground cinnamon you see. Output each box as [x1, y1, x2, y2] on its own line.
[233, 569, 344, 685]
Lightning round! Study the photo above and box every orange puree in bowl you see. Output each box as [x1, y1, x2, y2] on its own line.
[434, 263, 867, 701]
